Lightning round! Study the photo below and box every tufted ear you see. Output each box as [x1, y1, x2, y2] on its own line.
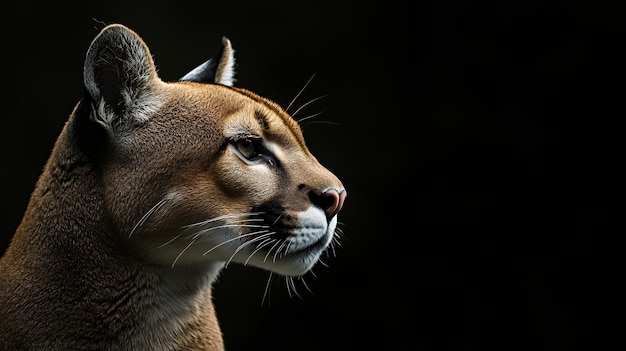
[83, 24, 164, 135]
[179, 37, 236, 86]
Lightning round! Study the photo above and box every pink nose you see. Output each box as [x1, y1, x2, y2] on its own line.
[322, 188, 347, 220]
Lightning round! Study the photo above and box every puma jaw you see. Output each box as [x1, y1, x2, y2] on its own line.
[0, 23, 346, 350]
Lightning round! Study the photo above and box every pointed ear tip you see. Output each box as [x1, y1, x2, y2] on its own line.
[221, 36, 232, 47]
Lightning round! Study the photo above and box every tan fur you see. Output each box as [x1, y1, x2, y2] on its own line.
[0, 24, 345, 350]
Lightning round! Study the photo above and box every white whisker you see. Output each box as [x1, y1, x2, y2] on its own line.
[171, 238, 196, 268]
[327, 233, 343, 258]
[201, 231, 261, 256]
[272, 239, 290, 262]
[244, 236, 275, 265]
[261, 272, 274, 306]
[317, 257, 329, 268]
[271, 214, 283, 226]
[191, 223, 269, 240]
[285, 276, 293, 298]
[264, 239, 284, 262]
[291, 94, 328, 118]
[286, 276, 302, 299]
[299, 120, 342, 127]
[182, 212, 265, 229]
[129, 197, 171, 238]
[296, 111, 324, 124]
[156, 233, 183, 249]
[299, 276, 314, 296]
[285, 73, 316, 113]
[224, 230, 271, 267]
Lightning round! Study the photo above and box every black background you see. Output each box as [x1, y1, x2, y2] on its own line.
[1, 1, 621, 350]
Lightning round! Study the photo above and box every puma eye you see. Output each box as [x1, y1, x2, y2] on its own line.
[236, 139, 257, 159]
[231, 137, 277, 167]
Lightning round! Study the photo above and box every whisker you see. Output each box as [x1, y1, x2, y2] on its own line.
[157, 218, 270, 251]
[291, 94, 328, 118]
[299, 275, 314, 296]
[334, 230, 343, 241]
[296, 111, 324, 124]
[129, 196, 171, 238]
[191, 223, 269, 240]
[271, 214, 283, 226]
[298, 120, 342, 127]
[326, 231, 344, 258]
[224, 230, 272, 267]
[272, 239, 290, 262]
[285, 73, 316, 113]
[201, 231, 261, 256]
[182, 212, 265, 229]
[156, 233, 183, 249]
[285, 276, 293, 298]
[284, 240, 294, 257]
[244, 236, 275, 265]
[171, 238, 196, 268]
[264, 239, 284, 262]
[261, 272, 274, 306]
[332, 227, 346, 243]
[328, 238, 338, 258]
[335, 224, 346, 235]
[235, 231, 272, 251]
[287, 276, 302, 299]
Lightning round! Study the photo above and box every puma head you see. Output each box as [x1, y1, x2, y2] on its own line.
[82, 24, 346, 276]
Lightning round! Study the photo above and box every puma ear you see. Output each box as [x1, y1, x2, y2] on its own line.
[179, 36, 236, 86]
[83, 24, 164, 134]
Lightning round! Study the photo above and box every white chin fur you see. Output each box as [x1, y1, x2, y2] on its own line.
[235, 206, 336, 276]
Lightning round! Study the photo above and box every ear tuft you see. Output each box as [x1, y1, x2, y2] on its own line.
[83, 24, 164, 134]
[179, 36, 236, 86]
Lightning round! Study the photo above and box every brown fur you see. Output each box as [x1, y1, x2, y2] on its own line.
[0, 24, 345, 350]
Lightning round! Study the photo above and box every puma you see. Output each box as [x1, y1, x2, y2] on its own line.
[0, 24, 346, 350]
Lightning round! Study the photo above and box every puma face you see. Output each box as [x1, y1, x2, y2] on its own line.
[86, 25, 346, 277]
[111, 84, 346, 276]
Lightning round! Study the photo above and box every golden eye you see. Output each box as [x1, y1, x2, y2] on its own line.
[236, 139, 256, 159]
[231, 137, 277, 167]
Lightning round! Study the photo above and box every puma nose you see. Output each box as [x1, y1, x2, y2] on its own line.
[321, 188, 347, 220]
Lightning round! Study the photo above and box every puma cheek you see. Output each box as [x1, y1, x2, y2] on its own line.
[213, 153, 277, 200]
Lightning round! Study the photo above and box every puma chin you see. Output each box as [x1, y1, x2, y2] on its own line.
[0, 23, 346, 350]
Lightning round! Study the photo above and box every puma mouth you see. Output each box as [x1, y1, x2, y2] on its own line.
[284, 231, 331, 257]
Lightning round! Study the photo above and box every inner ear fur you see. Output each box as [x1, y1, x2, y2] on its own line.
[83, 24, 163, 134]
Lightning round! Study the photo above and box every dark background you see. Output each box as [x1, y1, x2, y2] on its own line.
[1, 1, 621, 350]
